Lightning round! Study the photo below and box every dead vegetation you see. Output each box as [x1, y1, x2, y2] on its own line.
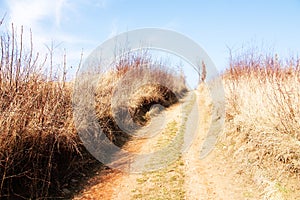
[92, 53, 187, 145]
[0, 24, 95, 199]
[0, 23, 187, 199]
[222, 49, 300, 198]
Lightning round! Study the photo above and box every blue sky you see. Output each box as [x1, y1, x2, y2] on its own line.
[0, 0, 300, 86]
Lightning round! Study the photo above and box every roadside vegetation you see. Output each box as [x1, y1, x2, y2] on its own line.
[1, 18, 300, 199]
[0, 23, 186, 199]
[222, 49, 300, 199]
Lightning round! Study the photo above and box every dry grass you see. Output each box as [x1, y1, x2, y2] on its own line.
[0, 25, 187, 199]
[93, 53, 187, 145]
[222, 51, 300, 198]
[0, 25, 93, 199]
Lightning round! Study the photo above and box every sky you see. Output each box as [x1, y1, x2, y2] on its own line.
[0, 0, 300, 87]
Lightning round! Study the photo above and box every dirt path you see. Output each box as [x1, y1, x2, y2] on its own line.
[73, 92, 186, 200]
[74, 91, 260, 200]
[111, 92, 191, 200]
[183, 90, 250, 200]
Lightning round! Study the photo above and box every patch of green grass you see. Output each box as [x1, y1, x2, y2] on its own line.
[243, 191, 254, 198]
[136, 177, 148, 184]
[275, 182, 289, 195]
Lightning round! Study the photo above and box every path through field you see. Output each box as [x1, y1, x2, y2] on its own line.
[73, 90, 260, 200]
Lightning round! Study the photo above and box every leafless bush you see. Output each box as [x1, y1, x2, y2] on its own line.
[0, 23, 90, 199]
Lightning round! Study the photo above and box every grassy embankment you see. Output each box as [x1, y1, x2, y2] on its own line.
[0, 25, 187, 199]
[221, 51, 300, 199]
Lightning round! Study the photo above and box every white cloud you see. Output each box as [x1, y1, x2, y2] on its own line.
[108, 19, 118, 38]
[55, 0, 67, 27]
[6, 0, 67, 29]
[4, 1, 78, 57]
[2, 0, 101, 78]
[77, 0, 108, 9]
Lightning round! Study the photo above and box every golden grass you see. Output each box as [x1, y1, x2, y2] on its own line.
[0, 26, 187, 198]
[93, 55, 187, 145]
[222, 52, 300, 198]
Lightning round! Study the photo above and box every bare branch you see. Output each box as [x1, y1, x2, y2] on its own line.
[0, 12, 6, 26]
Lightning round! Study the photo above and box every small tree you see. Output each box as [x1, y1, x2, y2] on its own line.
[196, 60, 207, 84]
[200, 61, 207, 83]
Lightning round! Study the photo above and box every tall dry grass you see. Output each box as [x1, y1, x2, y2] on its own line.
[94, 53, 187, 145]
[222, 50, 300, 197]
[0, 24, 92, 199]
[0, 24, 187, 198]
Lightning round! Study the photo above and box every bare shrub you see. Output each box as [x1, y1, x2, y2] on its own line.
[0, 24, 92, 199]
